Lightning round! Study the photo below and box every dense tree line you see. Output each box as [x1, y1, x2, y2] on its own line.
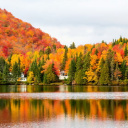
[66, 37, 128, 85]
[1, 37, 128, 85]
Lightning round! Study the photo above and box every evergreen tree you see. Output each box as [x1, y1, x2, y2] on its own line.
[67, 59, 76, 84]
[43, 63, 59, 84]
[75, 53, 83, 84]
[76, 53, 83, 70]
[45, 47, 51, 60]
[83, 52, 90, 72]
[29, 60, 38, 74]
[12, 62, 21, 82]
[29, 60, 41, 83]
[120, 60, 126, 80]
[69, 42, 76, 49]
[110, 57, 114, 81]
[120, 36, 122, 42]
[38, 58, 45, 82]
[99, 60, 110, 85]
[98, 58, 105, 80]
[61, 47, 68, 70]
[0, 57, 6, 74]
[112, 39, 115, 46]
[106, 50, 114, 81]
[2, 62, 9, 82]
[75, 70, 83, 84]
[82, 52, 91, 84]
[43, 74, 47, 84]
[100, 58, 105, 68]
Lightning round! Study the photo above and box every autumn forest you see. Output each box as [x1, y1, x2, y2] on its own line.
[0, 8, 128, 85]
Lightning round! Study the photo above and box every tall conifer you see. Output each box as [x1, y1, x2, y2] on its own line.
[99, 60, 110, 85]
[67, 59, 76, 84]
[82, 52, 90, 84]
[75, 53, 83, 84]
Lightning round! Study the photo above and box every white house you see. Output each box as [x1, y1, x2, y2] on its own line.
[18, 73, 27, 82]
[9, 72, 27, 82]
[59, 70, 68, 80]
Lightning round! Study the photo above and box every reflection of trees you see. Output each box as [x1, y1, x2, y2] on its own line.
[0, 99, 9, 110]
[71, 86, 128, 92]
[1, 85, 128, 93]
[0, 85, 60, 93]
[0, 98, 128, 124]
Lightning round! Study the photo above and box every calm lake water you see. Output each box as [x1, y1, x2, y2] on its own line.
[0, 85, 128, 128]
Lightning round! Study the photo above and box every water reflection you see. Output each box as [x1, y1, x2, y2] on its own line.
[0, 98, 128, 124]
[0, 85, 128, 127]
[0, 85, 128, 93]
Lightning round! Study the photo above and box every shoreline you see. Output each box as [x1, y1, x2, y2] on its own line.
[0, 80, 128, 86]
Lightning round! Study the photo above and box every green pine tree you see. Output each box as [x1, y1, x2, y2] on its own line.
[76, 53, 83, 71]
[99, 60, 110, 85]
[120, 60, 126, 80]
[82, 52, 91, 84]
[110, 57, 114, 81]
[75, 70, 83, 84]
[100, 58, 104, 68]
[0, 57, 6, 74]
[38, 58, 45, 82]
[67, 59, 76, 84]
[69, 42, 76, 49]
[75, 53, 83, 84]
[12, 62, 21, 82]
[2, 62, 9, 83]
[61, 47, 68, 70]
[29, 60, 41, 83]
[43, 63, 59, 84]
[43, 74, 47, 84]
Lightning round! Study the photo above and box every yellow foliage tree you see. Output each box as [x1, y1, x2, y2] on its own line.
[85, 68, 98, 83]
[90, 55, 98, 70]
[27, 71, 34, 84]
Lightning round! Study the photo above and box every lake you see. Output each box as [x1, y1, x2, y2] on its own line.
[0, 85, 128, 128]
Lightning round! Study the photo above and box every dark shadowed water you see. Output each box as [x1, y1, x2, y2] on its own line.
[0, 85, 128, 128]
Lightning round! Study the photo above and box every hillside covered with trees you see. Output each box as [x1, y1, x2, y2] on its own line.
[0, 9, 128, 85]
[0, 9, 63, 57]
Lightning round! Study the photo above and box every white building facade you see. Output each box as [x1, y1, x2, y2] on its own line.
[59, 71, 68, 80]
